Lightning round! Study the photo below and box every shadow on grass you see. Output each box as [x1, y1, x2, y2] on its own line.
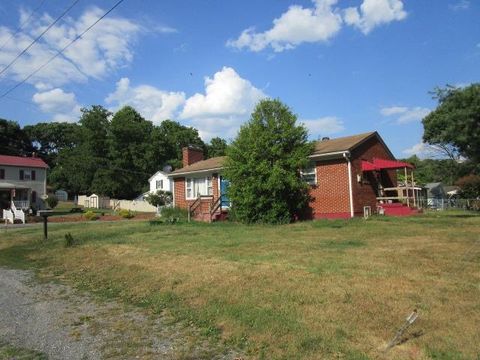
[0, 242, 46, 269]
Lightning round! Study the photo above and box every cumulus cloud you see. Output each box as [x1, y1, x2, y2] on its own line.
[301, 116, 345, 137]
[228, 0, 408, 52]
[180, 67, 266, 139]
[344, 0, 407, 34]
[227, 0, 342, 52]
[0, 6, 141, 89]
[380, 106, 430, 124]
[32, 88, 81, 122]
[105, 78, 186, 124]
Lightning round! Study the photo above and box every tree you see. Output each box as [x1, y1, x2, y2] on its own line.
[150, 120, 205, 169]
[0, 118, 33, 156]
[206, 137, 228, 158]
[24, 122, 80, 167]
[456, 175, 480, 199]
[224, 99, 313, 224]
[423, 84, 480, 163]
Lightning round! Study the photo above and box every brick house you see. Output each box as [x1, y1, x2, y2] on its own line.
[169, 132, 417, 221]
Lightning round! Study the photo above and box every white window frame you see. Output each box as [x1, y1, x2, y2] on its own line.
[301, 163, 317, 186]
[185, 176, 214, 200]
[156, 179, 163, 190]
[23, 170, 32, 181]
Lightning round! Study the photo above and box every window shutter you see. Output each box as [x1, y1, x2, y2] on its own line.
[32, 191, 37, 203]
[0, 169, 4, 179]
[31, 170, 36, 180]
[19, 169, 24, 180]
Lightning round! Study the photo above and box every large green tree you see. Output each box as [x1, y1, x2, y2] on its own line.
[24, 122, 80, 167]
[423, 84, 480, 163]
[0, 118, 33, 156]
[224, 99, 313, 224]
[206, 137, 228, 158]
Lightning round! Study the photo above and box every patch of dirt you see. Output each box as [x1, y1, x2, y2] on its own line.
[0, 268, 239, 359]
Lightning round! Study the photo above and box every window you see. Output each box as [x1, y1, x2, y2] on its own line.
[186, 177, 214, 199]
[31, 191, 37, 203]
[301, 163, 316, 185]
[19, 169, 24, 180]
[0, 168, 4, 180]
[156, 180, 163, 189]
[31, 170, 36, 181]
[20, 170, 32, 180]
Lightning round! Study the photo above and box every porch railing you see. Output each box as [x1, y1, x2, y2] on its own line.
[11, 202, 25, 224]
[13, 200, 30, 210]
[3, 209, 14, 224]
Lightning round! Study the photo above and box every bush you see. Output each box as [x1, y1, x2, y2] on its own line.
[83, 210, 99, 221]
[64, 232, 80, 247]
[456, 175, 480, 199]
[160, 206, 188, 221]
[45, 195, 58, 209]
[145, 190, 173, 207]
[118, 209, 135, 219]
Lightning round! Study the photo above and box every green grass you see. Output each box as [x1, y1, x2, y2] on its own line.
[0, 341, 47, 360]
[1, 210, 479, 359]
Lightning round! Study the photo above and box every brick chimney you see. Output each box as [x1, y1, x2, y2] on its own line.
[182, 146, 204, 167]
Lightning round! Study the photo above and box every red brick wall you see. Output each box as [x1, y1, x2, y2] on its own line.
[308, 159, 351, 219]
[182, 147, 204, 167]
[350, 137, 397, 215]
[173, 173, 220, 210]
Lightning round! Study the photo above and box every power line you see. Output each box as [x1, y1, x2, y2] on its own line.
[0, 0, 126, 100]
[0, 0, 80, 77]
[0, 0, 49, 52]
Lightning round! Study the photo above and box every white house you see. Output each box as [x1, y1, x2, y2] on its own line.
[0, 154, 48, 210]
[149, 170, 173, 194]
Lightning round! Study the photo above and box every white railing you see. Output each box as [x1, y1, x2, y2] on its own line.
[11, 202, 25, 224]
[13, 200, 29, 210]
[3, 209, 14, 224]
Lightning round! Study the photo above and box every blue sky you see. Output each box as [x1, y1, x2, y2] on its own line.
[0, 0, 479, 158]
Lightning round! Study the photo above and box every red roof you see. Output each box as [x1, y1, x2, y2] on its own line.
[0, 154, 49, 169]
[361, 158, 414, 171]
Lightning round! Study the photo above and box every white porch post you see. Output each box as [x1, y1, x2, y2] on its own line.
[404, 167, 410, 207]
[411, 170, 416, 207]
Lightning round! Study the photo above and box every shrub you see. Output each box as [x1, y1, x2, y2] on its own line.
[45, 195, 58, 209]
[83, 210, 99, 221]
[118, 209, 135, 219]
[160, 206, 188, 221]
[64, 232, 80, 247]
[145, 190, 173, 207]
[456, 175, 480, 199]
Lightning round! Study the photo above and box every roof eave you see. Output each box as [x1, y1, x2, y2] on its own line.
[169, 167, 224, 177]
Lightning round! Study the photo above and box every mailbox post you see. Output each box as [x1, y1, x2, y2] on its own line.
[38, 210, 53, 240]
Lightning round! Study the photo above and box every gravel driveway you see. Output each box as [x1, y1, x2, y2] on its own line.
[0, 268, 235, 359]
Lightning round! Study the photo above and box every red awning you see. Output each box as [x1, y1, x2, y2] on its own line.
[361, 158, 414, 171]
[361, 160, 377, 171]
[373, 158, 414, 170]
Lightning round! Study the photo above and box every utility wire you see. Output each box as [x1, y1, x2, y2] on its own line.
[0, 0, 126, 100]
[0, 0, 48, 52]
[0, 0, 80, 77]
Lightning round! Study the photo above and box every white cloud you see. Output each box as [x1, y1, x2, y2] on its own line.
[449, 0, 470, 11]
[301, 116, 345, 137]
[380, 106, 430, 124]
[344, 0, 407, 34]
[105, 78, 186, 124]
[227, 0, 342, 52]
[228, 0, 408, 52]
[402, 142, 452, 159]
[0, 6, 141, 89]
[32, 88, 81, 122]
[180, 67, 266, 139]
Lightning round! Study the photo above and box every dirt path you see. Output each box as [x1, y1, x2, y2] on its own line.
[0, 268, 234, 359]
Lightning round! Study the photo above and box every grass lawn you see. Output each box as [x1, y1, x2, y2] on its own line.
[1, 211, 479, 359]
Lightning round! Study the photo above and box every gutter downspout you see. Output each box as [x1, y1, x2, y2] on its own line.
[343, 152, 354, 218]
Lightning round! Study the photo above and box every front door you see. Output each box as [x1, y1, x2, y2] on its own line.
[220, 177, 230, 207]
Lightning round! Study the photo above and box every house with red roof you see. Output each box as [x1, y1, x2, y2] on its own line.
[0, 154, 49, 211]
[168, 132, 420, 221]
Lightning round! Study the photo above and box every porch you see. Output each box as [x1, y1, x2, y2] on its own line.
[361, 158, 422, 216]
[0, 183, 32, 210]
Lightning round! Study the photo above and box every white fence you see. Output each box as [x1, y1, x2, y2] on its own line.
[11, 202, 25, 224]
[109, 199, 157, 213]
